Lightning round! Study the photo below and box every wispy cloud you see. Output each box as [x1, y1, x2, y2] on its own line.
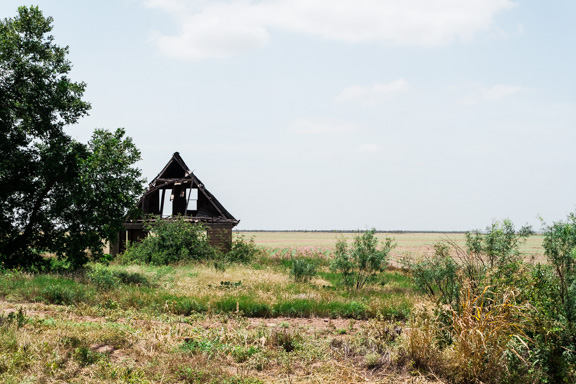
[144, 0, 516, 60]
[481, 84, 526, 101]
[336, 79, 410, 104]
[458, 83, 527, 105]
[287, 118, 362, 135]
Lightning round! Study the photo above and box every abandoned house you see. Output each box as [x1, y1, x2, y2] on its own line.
[111, 152, 239, 254]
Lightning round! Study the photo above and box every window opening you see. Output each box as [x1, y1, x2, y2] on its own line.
[187, 188, 198, 211]
[162, 188, 172, 217]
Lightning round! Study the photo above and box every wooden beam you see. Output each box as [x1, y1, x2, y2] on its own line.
[160, 188, 166, 217]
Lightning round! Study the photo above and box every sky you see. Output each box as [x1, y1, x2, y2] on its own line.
[2, 0, 575, 231]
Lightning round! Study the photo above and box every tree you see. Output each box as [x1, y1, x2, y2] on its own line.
[0, 6, 143, 268]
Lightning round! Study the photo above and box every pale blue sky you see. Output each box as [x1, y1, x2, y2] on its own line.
[3, 1, 575, 230]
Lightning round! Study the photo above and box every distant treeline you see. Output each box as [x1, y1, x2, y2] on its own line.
[234, 229, 468, 234]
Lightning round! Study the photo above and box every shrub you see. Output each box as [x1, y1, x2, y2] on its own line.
[364, 353, 381, 369]
[529, 213, 576, 383]
[407, 220, 532, 310]
[290, 257, 318, 282]
[541, 213, 576, 323]
[226, 235, 261, 263]
[409, 242, 461, 308]
[86, 264, 150, 290]
[466, 219, 532, 271]
[330, 229, 395, 291]
[86, 265, 121, 291]
[122, 216, 216, 265]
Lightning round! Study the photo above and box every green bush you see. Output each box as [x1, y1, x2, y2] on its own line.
[226, 235, 261, 263]
[330, 229, 395, 291]
[466, 219, 532, 271]
[407, 220, 532, 309]
[122, 217, 216, 265]
[528, 213, 576, 383]
[86, 265, 121, 291]
[290, 257, 318, 282]
[86, 264, 150, 290]
[409, 242, 461, 308]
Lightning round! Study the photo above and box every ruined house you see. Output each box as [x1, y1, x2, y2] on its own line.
[111, 152, 239, 254]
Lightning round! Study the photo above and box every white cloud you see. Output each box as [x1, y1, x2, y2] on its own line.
[147, 2, 270, 59]
[481, 84, 526, 101]
[336, 79, 410, 104]
[287, 118, 361, 135]
[144, 0, 516, 60]
[356, 143, 384, 153]
[459, 83, 527, 105]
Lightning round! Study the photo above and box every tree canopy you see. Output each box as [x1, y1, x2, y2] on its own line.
[0, 6, 144, 269]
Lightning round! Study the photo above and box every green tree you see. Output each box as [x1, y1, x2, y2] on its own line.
[0, 6, 143, 268]
[330, 229, 395, 291]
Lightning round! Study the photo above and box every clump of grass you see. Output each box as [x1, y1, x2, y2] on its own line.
[364, 352, 381, 369]
[445, 287, 529, 384]
[214, 296, 271, 317]
[38, 281, 92, 305]
[270, 328, 302, 352]
[231, 345, 260, 363]
[72, 346, 105, 366]
[400, 303, 443, 372]
[0, 308, 27, 329]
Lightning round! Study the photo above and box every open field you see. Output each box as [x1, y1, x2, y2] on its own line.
[0, 231, 561, 383]
[0, 298, 436, 384]
[0, 259, 428, 383]
[238, 231, 546, 264]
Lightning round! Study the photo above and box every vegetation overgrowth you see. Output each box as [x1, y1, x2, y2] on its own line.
[402, 216, 576, 383]
[0, 216, 575, 383]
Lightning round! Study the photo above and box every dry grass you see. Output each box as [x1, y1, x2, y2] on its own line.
[0, 300, 445, 384]
[240, 231, 545, 264]
[444, 287, 530, 384]
[401, 287, 531, 384]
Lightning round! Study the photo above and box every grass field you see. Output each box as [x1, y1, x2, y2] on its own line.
[0, 258, 423, 383]
[0, 231, 554, 383]
[238, 231, 545, 264]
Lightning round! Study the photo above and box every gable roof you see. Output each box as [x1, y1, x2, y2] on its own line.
[137, 152, 238, 224]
